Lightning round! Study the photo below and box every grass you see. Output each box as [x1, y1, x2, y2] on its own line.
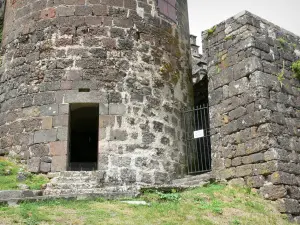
[0, 183, 292, 225]
[0, 157, 49, 190]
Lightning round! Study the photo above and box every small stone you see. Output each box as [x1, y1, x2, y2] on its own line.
[17, 172, 28, 182]
[3, 169, 12, 176]
[17, 184, 29, 190]
[121, 201, 150, 206]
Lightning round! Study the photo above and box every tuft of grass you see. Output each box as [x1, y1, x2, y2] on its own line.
[0, 157, 49, 190]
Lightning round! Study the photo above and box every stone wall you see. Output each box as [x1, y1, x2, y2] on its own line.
[0, 0, 193, 185]
[203, 11, 300, 220]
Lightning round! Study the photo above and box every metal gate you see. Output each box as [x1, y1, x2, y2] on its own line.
[183, 104, 212, 175]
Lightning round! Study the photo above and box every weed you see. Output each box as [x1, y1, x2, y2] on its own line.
[231, 219, 241, 225]
[207, 26, 216, 37]
[157, 192, 181, 202]
[292, 60, 300, 80]
[225, 35, 233, 41]
[277, 38, 287, 48]
[277, 61, 285, 88]
[245, 187, 252, 194]
[198, 198, 224, 214]
[245, 200, 266, 213]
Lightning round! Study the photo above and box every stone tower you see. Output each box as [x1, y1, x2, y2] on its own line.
[0, 0, 193, 186]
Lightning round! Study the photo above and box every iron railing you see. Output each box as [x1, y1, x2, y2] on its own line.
[183, 104, 212, 175]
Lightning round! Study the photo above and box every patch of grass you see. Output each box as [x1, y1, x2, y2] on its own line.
[231, 219, 241, 225]
[0, 183, 293, 224]
[0, 157, 49, 190]
[158, 192, 181, 202]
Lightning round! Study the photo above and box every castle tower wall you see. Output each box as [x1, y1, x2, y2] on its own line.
[0, 0, 193, 185]
[203, 11, 300, 218]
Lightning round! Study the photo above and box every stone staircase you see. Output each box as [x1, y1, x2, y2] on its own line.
[43, 171, 138, 197]
[43, 171, 214, 198]
[172, 172, 214, 187]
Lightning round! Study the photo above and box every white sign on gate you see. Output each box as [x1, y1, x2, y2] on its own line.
[193, 130, 204, 139]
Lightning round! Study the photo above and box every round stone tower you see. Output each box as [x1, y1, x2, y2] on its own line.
[0, 0, 192, 185]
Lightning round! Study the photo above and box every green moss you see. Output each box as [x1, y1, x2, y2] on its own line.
[171, 70, 180, 85]
[224, 35, 233, 41]
[207, 26, 216, 37]
[277, 38, 287, 49]
[160, 61, 173, 76]
[292, 60, 300, 81]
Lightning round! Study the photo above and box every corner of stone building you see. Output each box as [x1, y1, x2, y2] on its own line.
[203, 10, 300, 219]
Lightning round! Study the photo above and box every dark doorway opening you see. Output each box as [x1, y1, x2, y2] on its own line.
[194, 75, 209, 106]
[69, 103, 99, 171]
[183, 76, 211, 175]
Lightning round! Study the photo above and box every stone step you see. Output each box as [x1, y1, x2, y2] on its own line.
[181, 180, 209, 187]
[0, 191, 138, 205]
[172, 172, 213, 186]
[44, 187, 139, 196]
[46, 182, 101, 190]
[52, 176, 99, 183]
[0, 190, 42, 201]
[48, 171, 104, 178]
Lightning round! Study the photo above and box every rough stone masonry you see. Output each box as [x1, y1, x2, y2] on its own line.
[203, 11, 300, 220]
[0, 0, 193, 186]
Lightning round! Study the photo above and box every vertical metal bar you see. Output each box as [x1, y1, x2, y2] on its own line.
[200, 104, 206, 172]
[182, 110, 190, 175]
[194, 106, 200, 172]
[205, 104, 210, 171]
[196, 105, 203, 172]
[199, 103, 208, 171]
[204, 103, 212, 170]
[192, 106, 198, 173]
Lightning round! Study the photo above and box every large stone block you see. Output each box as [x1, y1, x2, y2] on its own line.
[246, 175, 265, 188]
[110, 129, 128, 141]
[51, 156, 67, 172]
[277, 198, 300, 214]
[109, 104, 126, 115]
[99, 115, 115, 128]
[235, 165, 253, 177]
[49, 141, 67, 156]
[57, 127, 68, 141]
[30, 144, 49, 157]
[260, 184, 287, 200]
[42, 117, 53, 130]
[40, 162, 51, 173]
[28, 157, 40, 173]
[34, 129, 57, 144]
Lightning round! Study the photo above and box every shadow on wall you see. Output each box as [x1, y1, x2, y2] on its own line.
[0, 0, 5, 42]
